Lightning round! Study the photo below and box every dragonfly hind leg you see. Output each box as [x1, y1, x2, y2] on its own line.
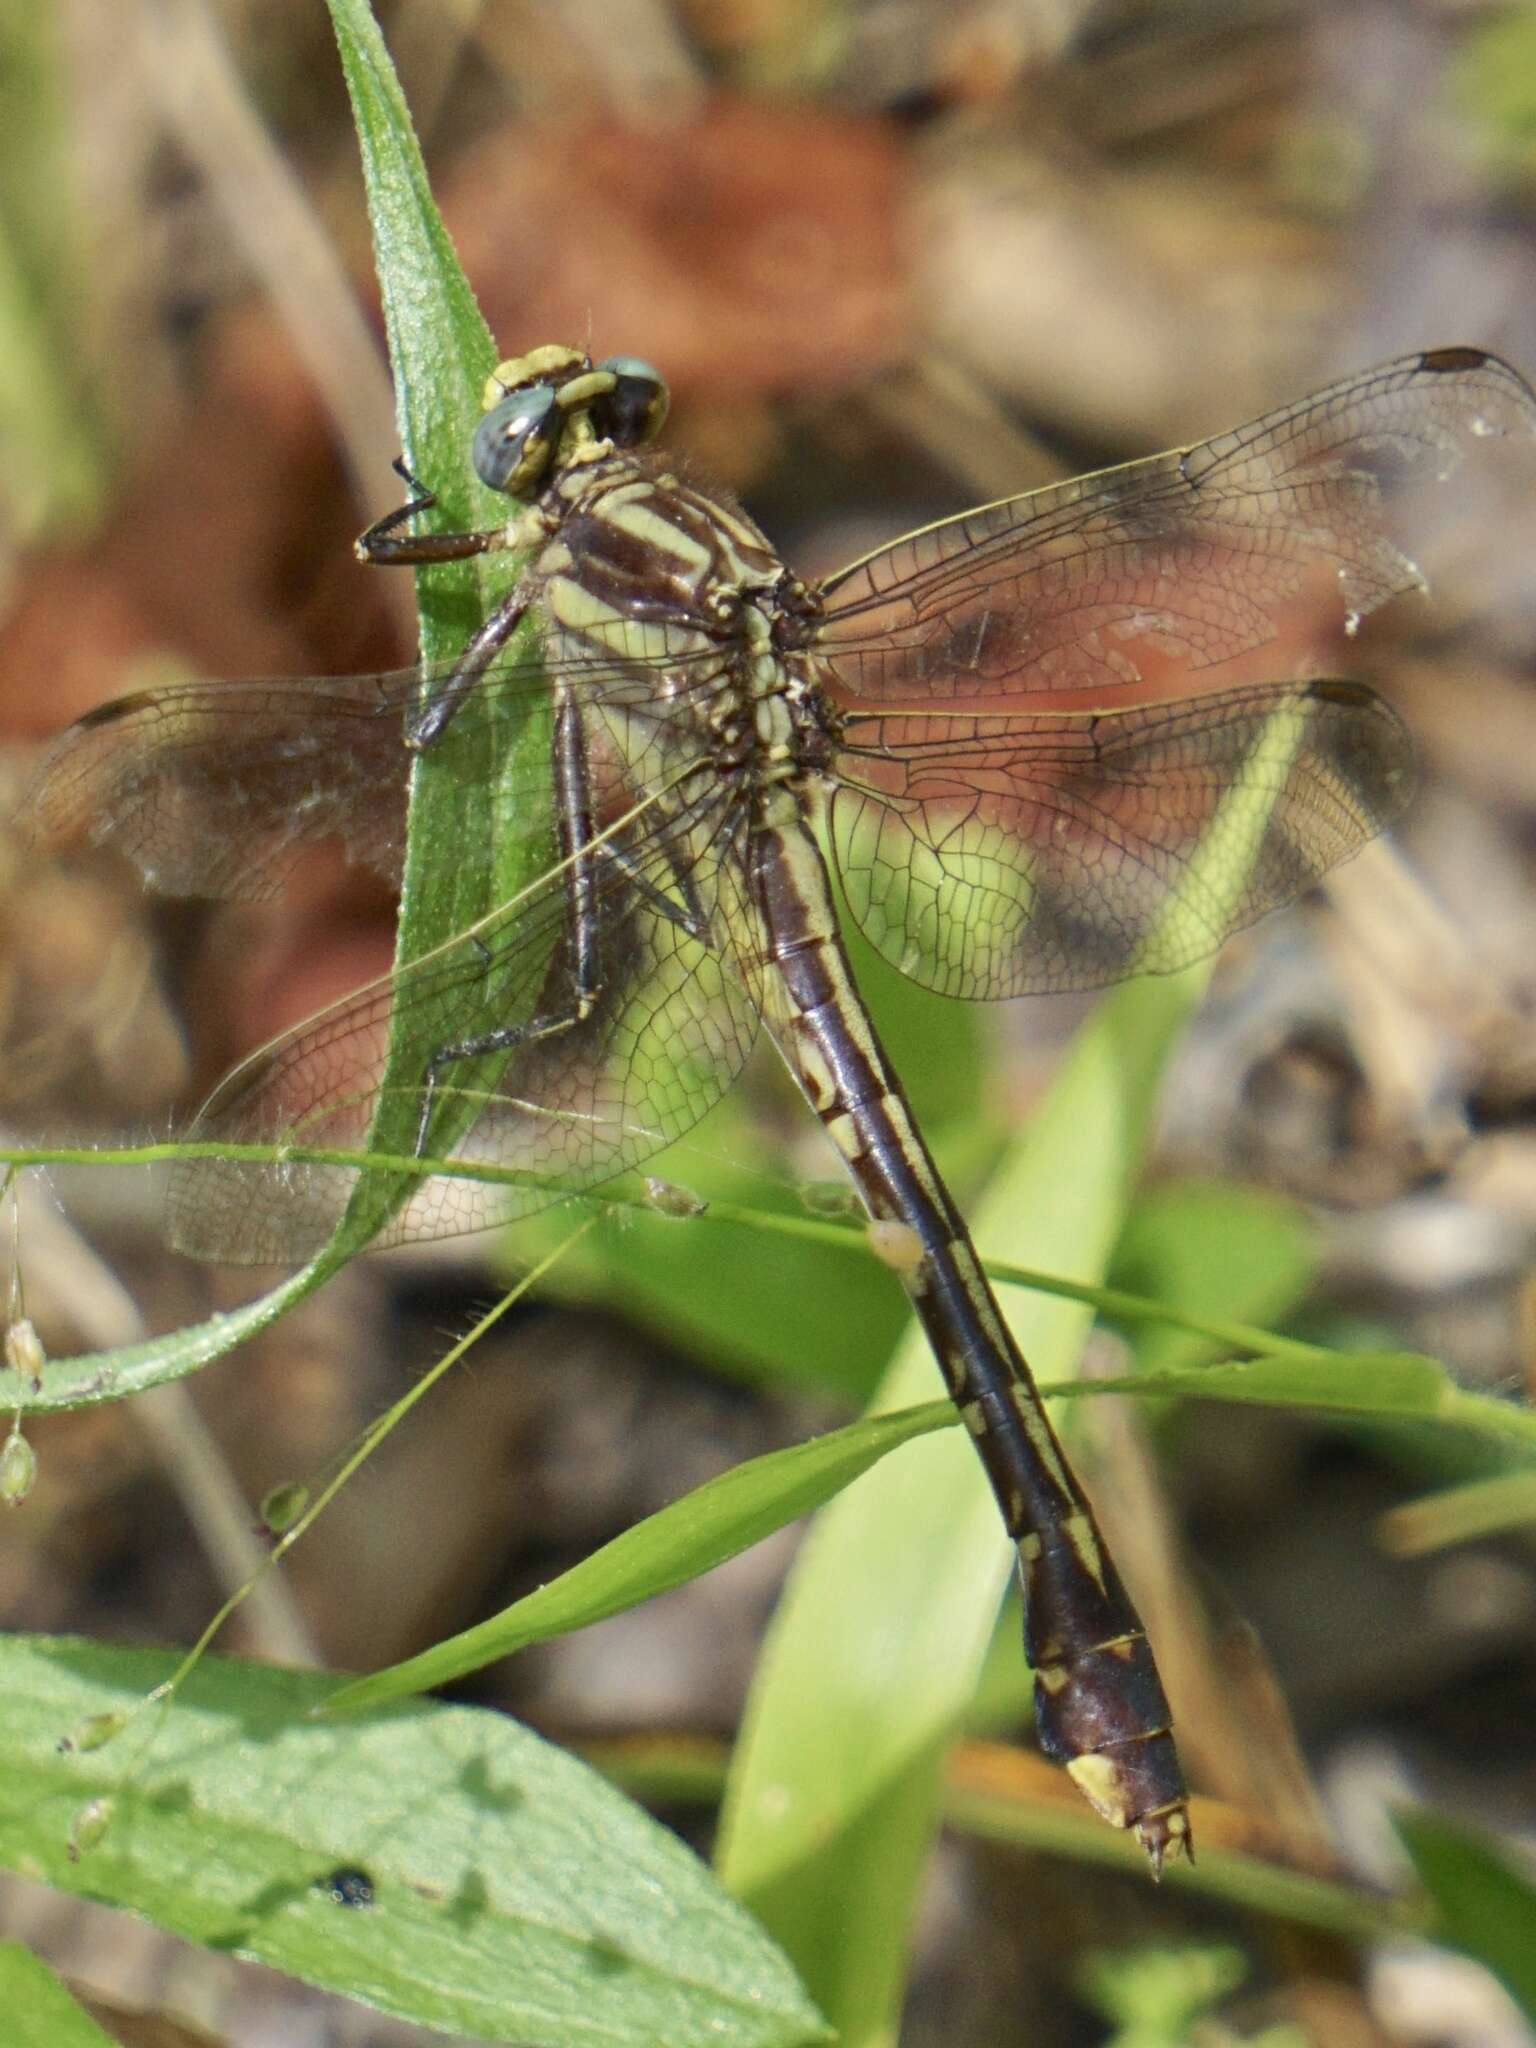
[601, 839, 708, 940]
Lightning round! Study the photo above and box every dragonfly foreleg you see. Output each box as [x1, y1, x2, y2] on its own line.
[355, 458, 508, 568]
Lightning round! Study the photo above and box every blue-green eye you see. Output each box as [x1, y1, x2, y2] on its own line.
[593, 357, 669, 447]
[472, 384, 559, 493]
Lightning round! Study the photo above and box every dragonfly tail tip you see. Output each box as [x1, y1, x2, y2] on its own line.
[1136, 1803, 1194, 1881]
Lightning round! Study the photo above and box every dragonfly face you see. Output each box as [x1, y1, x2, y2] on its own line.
[468, 345, 671, 497]
[25, 339, 1536, 1866]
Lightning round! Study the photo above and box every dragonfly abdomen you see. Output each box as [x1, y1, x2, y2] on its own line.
[750, 801, 1190, 1870]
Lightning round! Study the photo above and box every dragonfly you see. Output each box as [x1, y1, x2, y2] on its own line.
[28, 340, 1536, 1872]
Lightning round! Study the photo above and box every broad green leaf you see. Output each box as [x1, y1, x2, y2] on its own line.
[1108, 1179, 1317, 1377]
[714, 962, 1209, 2040]
[322, 1400, 956, 1713]
[0, 1945, 119, 2048]
[0, 1638, 827, 2048]
[1396, 1810, 1536, 2023]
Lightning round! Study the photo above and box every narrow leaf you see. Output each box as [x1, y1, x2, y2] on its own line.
[1047, 1351, 1453, 1414]
[17, 0, 516, 1375]
[0, 1945, 120, 2048]
[325, 0, 553, 1251]
[1396, 1810, 1536, 2022]
[1381, 1469, 1536, 1555]
[323, 1400, 956, 1713]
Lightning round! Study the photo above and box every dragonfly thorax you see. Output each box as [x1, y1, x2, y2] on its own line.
[527, 455, 833, 808]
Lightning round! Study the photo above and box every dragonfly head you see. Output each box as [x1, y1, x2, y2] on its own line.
[473, 346, 670, 497]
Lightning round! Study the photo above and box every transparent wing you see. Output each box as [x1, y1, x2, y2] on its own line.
[816, 349, 1536, 706]
[164, 761, 763, 1263]
[827, 679, 1414, 998]
[21, 630, 735, 900]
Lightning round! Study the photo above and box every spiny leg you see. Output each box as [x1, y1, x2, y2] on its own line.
[356, 460, 536, 751]
[355, 459, 507, 567]
[602, 835, 708, 940]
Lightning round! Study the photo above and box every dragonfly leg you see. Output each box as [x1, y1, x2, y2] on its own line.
[412, 690, 599, 1156]
[404, 589, 531, 751]
[355, 457, 510, 567]
[600, 839, 707, 940]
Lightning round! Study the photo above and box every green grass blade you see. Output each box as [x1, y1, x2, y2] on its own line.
[0, 1638, 828, 2048]
[942, 1770, 1425, 1945]
[1047, 1351, 1453, 1413]
[6, 1266, 332, 1411]
[1381, 1468, 1536, 1554]
[321, 1400, 956, 1713]
[596, 1735, 1431, 1946]
[8, 2, 536, 1378]
[319, 1341, 1525, 1720]
[1396, 1810, 1536, 2023]
[0, 2, 113, 544]
[0, 1944, 121, 2048]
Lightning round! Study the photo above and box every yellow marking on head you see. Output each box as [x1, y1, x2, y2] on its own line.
[483, 344, 587, 410]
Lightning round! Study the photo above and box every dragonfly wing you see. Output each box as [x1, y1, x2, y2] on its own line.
[164, 743, 763, 1263]
[21, 673, 428, 898]
[20, 630, 726, 900]
[828, 679, 1414, 998]
[816, 349, 1536, 707]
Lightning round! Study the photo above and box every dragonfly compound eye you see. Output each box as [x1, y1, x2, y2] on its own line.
[472, 383, 561, 494]
[593, 356, 669, 447]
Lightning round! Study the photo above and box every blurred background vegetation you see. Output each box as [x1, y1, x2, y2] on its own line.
[5, 1, 1536, 2043]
